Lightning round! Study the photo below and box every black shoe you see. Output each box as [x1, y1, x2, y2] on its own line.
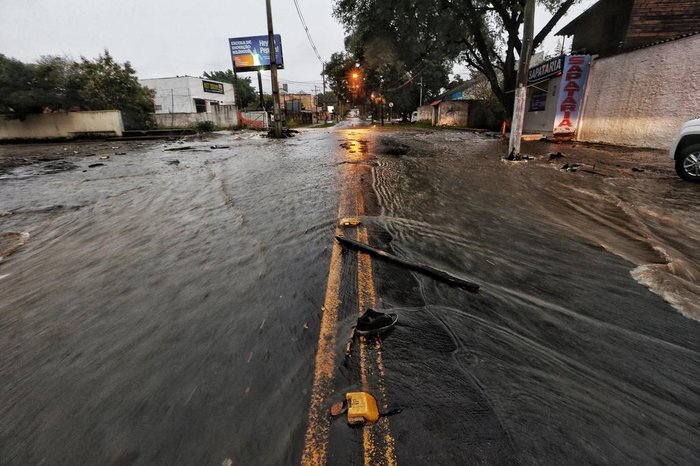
[356, 309, 398, 336]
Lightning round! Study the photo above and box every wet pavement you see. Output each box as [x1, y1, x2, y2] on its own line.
[1, 123, 699, 465]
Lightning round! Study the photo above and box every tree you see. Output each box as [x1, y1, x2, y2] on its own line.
[334, 0, 581, 114]
[0, 51, 155, 129]
[0, 54, 41, 119]
[203, 70, 258, 109]
[73, 51, 155, 129]
[316, 91, 338, 108]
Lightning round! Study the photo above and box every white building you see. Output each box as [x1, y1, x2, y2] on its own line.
[139, 76, 238, 128]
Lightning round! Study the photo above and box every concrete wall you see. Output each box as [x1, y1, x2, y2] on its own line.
[155, 105, 238, 129]
[523, 77, 560, 135]
[417, 105, 435, 124]
[437, 101, 469, 127]
[0, 111, 123, 140]
[578, 34, 700, 148]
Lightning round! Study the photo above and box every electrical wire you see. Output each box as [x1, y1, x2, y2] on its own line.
[292, 0, 324, 66]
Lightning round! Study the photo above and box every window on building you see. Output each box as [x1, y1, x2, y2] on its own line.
[529, 90, 547, 112]
[194, 99, 207, 113]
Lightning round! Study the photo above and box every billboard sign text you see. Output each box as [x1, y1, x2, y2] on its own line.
[229, 35, 284, 73]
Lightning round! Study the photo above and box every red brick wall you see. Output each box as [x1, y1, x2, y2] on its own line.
[625, 0, 700, 48]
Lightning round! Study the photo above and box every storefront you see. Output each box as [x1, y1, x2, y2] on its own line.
[523, 54, 591, 138]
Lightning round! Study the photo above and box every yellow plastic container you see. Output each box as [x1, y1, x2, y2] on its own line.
[346, 392, 380, 425]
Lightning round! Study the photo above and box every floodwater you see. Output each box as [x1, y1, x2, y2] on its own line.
[1, 125, 699, 464]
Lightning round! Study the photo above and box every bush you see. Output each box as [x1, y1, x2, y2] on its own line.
[194, 121, 216, 133]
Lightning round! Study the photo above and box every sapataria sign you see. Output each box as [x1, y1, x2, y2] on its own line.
[553, 55, 591, 136]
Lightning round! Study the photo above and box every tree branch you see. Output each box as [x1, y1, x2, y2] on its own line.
[534, 0, 577, 49]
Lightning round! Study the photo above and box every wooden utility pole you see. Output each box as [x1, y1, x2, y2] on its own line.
[508, 0, 535, 159]
[257, 70, 265, 110]
[322, 73, 327, 123]
[266, 0, 283, 137]
[419, 76, 423, 106]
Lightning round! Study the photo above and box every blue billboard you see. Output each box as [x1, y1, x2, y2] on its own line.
[229, 35, 284, 73]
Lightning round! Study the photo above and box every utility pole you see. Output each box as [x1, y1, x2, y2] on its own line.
[419, 77, 423, 107]
[265, 0, 283, 138]
[380, 77, 385, 126]
[508, 0, 535, 160]
[322, 73, 327, 123]
[313, 84, 319, 111]
[257, 70, 265, 110]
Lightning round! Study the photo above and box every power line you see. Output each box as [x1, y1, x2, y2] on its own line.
[292, 0, 323, 66]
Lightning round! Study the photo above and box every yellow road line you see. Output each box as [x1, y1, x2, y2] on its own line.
[302, 131, 396, 465]
[357, 224, 397, 466]
[301, 182, 350, 465]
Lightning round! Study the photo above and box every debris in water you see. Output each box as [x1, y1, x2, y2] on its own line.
[87, 163, 105, 168]
[167, 160, 181, 165]
[335, 235, 480, 292]
[562, 163, 581, 172]
[99, 155, 110, 160]
[210, 145, 230, 149]
[339, 217, 361, 227]
[330, 400, 348, 417]
[266, 128, 299, 138]
[632, 167, 645, 172]
[0, 231, 30, 262]
[549, 152, 564, 160]
[164, 146, 195, 151]
[356, 309, 398, 336]
[346, 392, 380, 425]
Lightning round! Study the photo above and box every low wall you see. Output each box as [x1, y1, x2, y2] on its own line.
[578, 34, 700, 148]
[155, 105, 239, 129]
[0, 111, 124, 140]
[417, 105, 434, 124]
[239, 111, 269, 129]
[438, 101, 470, 127]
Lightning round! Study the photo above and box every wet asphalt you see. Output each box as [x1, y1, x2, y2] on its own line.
[1, 122, 699, 465]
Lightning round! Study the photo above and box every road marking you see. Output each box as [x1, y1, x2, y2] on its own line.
[357, 226, 397, 466]
[301, 179, 350, 465]
[302, 131, 395, 465]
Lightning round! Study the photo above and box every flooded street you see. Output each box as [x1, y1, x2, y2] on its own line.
[1, 124, 699, 464]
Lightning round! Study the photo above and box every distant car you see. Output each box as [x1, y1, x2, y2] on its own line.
[411, 111, 418, 123]
[670, 117, 700, 182]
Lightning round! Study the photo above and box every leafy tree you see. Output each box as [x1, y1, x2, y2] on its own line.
[334, 0, 580, 114]
[0, 54, 41, 119]
[72, 51, 155, 129]
[0, 51, 155, 129]
[334, 0, 455, 114]
[203, 70, 258, 109]
[316, 91, 338, 108]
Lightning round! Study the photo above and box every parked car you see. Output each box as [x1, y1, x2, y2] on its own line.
[670, 117, 700, 182]
[411, 111, 418, 123]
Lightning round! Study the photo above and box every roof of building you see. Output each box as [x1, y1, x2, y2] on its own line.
[557, 0, 613, 36]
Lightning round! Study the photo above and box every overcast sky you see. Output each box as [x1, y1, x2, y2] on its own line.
[1, 0, 596, 94]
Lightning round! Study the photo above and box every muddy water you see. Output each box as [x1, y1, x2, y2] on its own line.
[0, 131, 345, 465]
[1, 126, 699, 464]
[366, 130, 700, 464]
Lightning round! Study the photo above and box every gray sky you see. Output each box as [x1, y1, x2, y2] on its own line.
[1, 0, 596, 94]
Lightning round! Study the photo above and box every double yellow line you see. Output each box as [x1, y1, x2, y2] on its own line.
[301, 136, 396, 466]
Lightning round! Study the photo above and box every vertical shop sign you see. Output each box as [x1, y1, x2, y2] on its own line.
[553, 55, 590, 136]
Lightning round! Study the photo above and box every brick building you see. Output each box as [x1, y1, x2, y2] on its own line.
[557, 0, 700, 56]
